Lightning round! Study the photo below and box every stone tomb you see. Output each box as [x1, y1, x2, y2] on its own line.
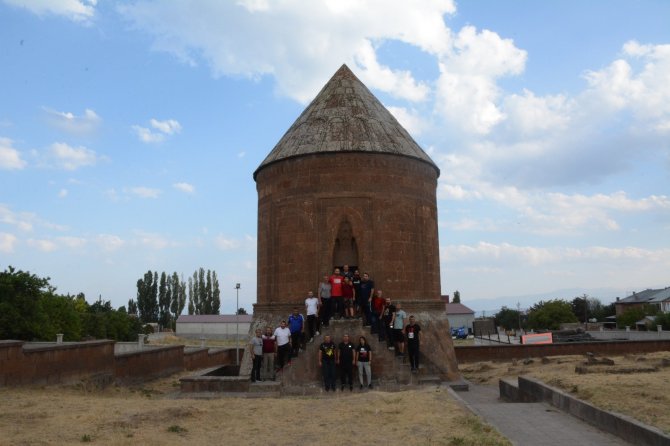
[243, 64, 461, 386]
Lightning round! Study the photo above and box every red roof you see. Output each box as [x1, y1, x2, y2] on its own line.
[176, 314, 253, 323]
[445, 303, 474, 315]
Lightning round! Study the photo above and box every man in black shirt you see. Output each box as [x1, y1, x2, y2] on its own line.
[381, 297, 396, 349]
[337, 334, 356, 391]
[318, 335, 337, 391]
[358, 272, 375, 326]
[405, 315, 422, 373]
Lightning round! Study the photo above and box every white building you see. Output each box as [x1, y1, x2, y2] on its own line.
[445, 303, 475, 334]
[176, 314, 253, 339]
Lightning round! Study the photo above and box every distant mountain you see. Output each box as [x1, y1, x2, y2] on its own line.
[460, 287, 625, 318]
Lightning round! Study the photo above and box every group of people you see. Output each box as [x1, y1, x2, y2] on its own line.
[249, 266, 425, 391]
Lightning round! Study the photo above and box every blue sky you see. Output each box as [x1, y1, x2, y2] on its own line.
[1, 0, 669, 313]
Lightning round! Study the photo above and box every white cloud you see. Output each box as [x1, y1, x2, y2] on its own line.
[57, 236, 86, 249]
[387, 106, 426, 136]
[3, 0, 97, 23]
[0, 232, 17, 253]
[237, 151, 246, 158]
[443, 242, 670, 268]
[129, 186, 161, 199]
[0, 204, 34, 231]
[96, 234, 124, 252]
[44, 107, 101, 135]
[435, 26, 527, 135]
[133, 118, 182, 143]
[118, 0, 455, 103]
[0, 137, 27, 170]
[48, 142, 100, 170]
[132, 125, 165, 143]
[215, 234, 240, 250]
[58, 188, 68, 198]
[150, 118, 181, 135]
[27, 238, 58, 252]
[173, 182, 195, 193]
[134, 231, 170, 249]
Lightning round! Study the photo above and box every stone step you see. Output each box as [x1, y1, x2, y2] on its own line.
[248, 381, 281, 392]
[447, 379, 470, 392]
[418, 374, 441, 385]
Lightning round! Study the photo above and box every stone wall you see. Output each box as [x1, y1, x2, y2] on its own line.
[114, 345, 185, 384]
[0, 340, 115, 386]
[455, 339, 670, 363]
[0, 340, 235, 387]
[183, 347, 238, 370]
[255, 152, 441, 306]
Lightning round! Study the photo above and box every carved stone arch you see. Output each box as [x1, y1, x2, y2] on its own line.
[332, 217, 359, 268]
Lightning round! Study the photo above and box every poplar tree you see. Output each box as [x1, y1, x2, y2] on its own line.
[212, 271, 221, 314]
[158, 272, 170, 328]
[187, 276, 195, 315]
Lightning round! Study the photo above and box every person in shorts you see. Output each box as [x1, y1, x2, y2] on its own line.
[342, 277, 355, 319]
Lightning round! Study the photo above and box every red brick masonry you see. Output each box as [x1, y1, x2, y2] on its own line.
[0, 340, 239, 387]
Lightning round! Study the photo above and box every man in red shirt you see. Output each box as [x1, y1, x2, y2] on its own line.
[329, 267, 344, 320]
[370, 289, 385, 337]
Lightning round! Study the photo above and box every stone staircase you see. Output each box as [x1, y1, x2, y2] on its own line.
[273, 318, 444, 395]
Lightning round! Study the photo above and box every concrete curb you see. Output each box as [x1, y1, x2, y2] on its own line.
[503, 376, 670, 446]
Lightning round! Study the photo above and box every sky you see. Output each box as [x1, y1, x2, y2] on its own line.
[1, 0, 669, 314]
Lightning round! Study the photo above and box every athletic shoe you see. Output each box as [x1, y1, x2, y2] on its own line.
[315, 331, 320, 336]
[368, 383, 373, 389]
[388, 346, 395, 350]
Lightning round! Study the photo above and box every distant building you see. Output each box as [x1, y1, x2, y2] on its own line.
[445, 303, 475, 334]
[615, 287, 670, 316]
[176, 314, 253, 339]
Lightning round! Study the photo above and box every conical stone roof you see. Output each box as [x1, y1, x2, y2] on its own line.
[254, 64, 439, 179]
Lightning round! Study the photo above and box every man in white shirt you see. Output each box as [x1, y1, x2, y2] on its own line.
[305, 290, 320, 342]
[273, 320, 292, 370]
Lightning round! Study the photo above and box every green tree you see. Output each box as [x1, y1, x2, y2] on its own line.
[495, 306, 521, 330]
[0, 266, 52, 340]
[453, 290, 461, 303]
[204, 269, 213, 314]
[187, 276, 195, 315]
[127, 298, 138, 316]
[654, 312, 670, 330]
[211, 271, 220, 314]
[617, 305, 657, 329]
[158, 271, 170, 328]
[38, 294, 82, 341]
[136, 271, 158, 323]
[527, 299, 578, 330]
[237, 307, 247, 315]
[198, 268, 206, 314]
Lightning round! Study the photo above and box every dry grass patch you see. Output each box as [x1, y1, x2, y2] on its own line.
[461, 351, 670, 434]
[0, 375, 510, 446]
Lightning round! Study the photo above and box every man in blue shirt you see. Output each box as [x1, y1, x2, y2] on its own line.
[287, 307, 305, 358]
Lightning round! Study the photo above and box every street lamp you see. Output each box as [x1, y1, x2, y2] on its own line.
[235, 283, 241, 365]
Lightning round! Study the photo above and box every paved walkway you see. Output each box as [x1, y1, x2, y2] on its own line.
[450, 383, 630, 446]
